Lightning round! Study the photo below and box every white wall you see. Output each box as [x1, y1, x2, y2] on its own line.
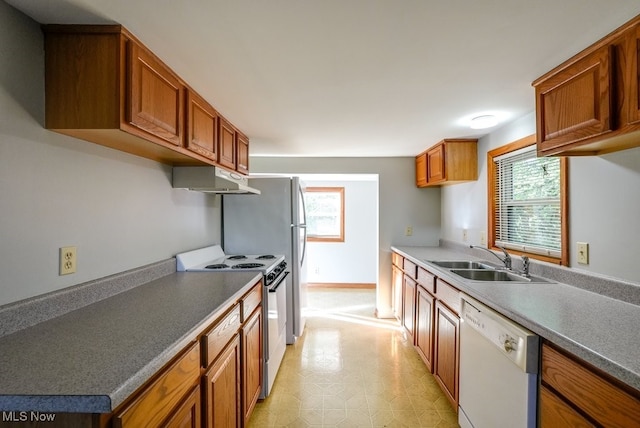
[304, 177, 377, 284]
[0, 2, 220, 306]
[442, 112, 640, 284]
[250, 157, 441, 317]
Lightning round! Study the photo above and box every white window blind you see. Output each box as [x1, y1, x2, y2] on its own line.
[493, 145, 561, 258]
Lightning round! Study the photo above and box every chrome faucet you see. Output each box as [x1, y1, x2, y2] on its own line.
[520, 256, 530, 277]
[469, 245, 512, 270]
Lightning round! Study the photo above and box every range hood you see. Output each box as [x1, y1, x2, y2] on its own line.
[172, 166, 261, 194]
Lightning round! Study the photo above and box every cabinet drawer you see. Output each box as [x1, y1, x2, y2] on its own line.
[392, 252, 403, 268]
[435, 279, 460, 315]
[202, 304, 241, 368]
[403, 259, 417, 278]
[417, 267, 436, 294]
[242, 283, 262, 322]
[114, 341, 200, 428]
[541, 343, 640, 427]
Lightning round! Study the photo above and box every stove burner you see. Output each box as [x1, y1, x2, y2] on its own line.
[257, 255, 276, 260]
[227, 255, 247, 260]
[232, 263, 265, 269]
[205, 263, 230, 269]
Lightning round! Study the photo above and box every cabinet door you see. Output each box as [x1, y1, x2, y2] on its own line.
[415, 152, 427, 187]
[415, 285, 434, 372]
[242, 308, 262, 425]
[236, 132, 250, 175]
[434, 301, 459, 409]
[541, 343, 640, 427]
[127, 41, 184, 147]
[625, 23, 640, 125]
[186, 90, 218, 161]
[427, 144, 445, 183]
[218, 117, 237, 170]
[114, 342, 200, 428]
[163, 385, 202, 428]
[392, 265, 403, 320]
[539, 385, 595, 428]
[402, 275, 416, 343]
[204, 335, 241, 428]
[535, 45, 613, 154]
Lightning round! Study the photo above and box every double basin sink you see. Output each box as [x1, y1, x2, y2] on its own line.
[428, 260, 551, 283]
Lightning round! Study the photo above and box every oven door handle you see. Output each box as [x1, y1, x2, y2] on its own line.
[269, 271, 290, 292]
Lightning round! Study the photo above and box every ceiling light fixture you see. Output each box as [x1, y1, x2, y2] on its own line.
[469, 115, 498, 129]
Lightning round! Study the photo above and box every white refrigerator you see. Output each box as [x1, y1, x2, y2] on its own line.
[222, 176, 308, 344]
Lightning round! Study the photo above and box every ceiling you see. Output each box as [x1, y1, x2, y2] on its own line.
[6, 0, 640, 157]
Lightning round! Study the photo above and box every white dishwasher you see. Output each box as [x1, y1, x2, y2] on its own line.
[459, 295, 539, 428]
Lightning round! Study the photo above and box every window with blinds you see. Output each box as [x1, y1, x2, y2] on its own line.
[492, 145, 562, 258]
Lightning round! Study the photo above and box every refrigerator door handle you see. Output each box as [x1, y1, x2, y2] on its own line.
[301, 225, 307, 265]
[292, 224, 308, 265]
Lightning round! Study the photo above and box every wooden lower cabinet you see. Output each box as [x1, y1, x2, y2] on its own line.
[204, 335, 242, 428]
[242, 308, 262, 426]
[113, 342, 201, 428]
[391, 264, 403, 320]
[540, 385, 594, 428]
[540, 342, 640, 428]
[433, 301, 459, 409]
[415, 285, 434, 372]
[402, 275, 416, 343]
[163, 385, 202, 428]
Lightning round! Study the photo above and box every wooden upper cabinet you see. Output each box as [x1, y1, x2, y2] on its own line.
[218, 116, 237, 170]
[127, 41, 184, 147]
[534, 45, 613, 154]
[621, 22, 640, 126]
[415, 152, 427, 187]
[415, 139, 477, 187]
[43, 25, 251, 174]
[427, 144, 445, 183]
[533, 15, 640, 156]
[236, 132, 250, 175]
[186, 90, 218, 161]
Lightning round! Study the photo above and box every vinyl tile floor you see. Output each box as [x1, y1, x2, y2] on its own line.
[248, 287, 459, 427]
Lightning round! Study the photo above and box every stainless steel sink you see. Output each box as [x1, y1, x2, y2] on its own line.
[450, 269, 551, 283]
[429, 260, 492, 269]
[450, 269, 519, 281]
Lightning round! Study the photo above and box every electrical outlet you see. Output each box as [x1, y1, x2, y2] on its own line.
[405, 226, 413, 236]
[577, 242, 589, 265]
[60, 246, 77, 275]
[480, 231, 486, 246]
[463, 229, 468, 242]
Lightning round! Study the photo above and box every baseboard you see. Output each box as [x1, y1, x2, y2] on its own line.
[307, 282, 376, 289]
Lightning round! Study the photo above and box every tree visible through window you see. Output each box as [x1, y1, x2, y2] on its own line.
[488, 135, 568, 265]
[304, 187, 345, 242]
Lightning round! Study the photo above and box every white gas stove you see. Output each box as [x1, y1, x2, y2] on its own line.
[175, 245, 288, 399]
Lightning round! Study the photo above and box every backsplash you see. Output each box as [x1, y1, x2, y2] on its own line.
[0, 259, 176, 338]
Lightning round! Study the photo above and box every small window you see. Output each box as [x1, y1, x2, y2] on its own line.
[488, 135, 568, 265]
[304, 187, 345, 242]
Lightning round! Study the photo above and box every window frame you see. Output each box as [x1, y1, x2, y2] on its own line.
[304, 187, 345, 243]
[487, 134, 569, 265]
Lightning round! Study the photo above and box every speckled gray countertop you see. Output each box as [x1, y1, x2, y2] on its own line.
[392, 246, 640, 392]
[0, 271, 261, 413]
